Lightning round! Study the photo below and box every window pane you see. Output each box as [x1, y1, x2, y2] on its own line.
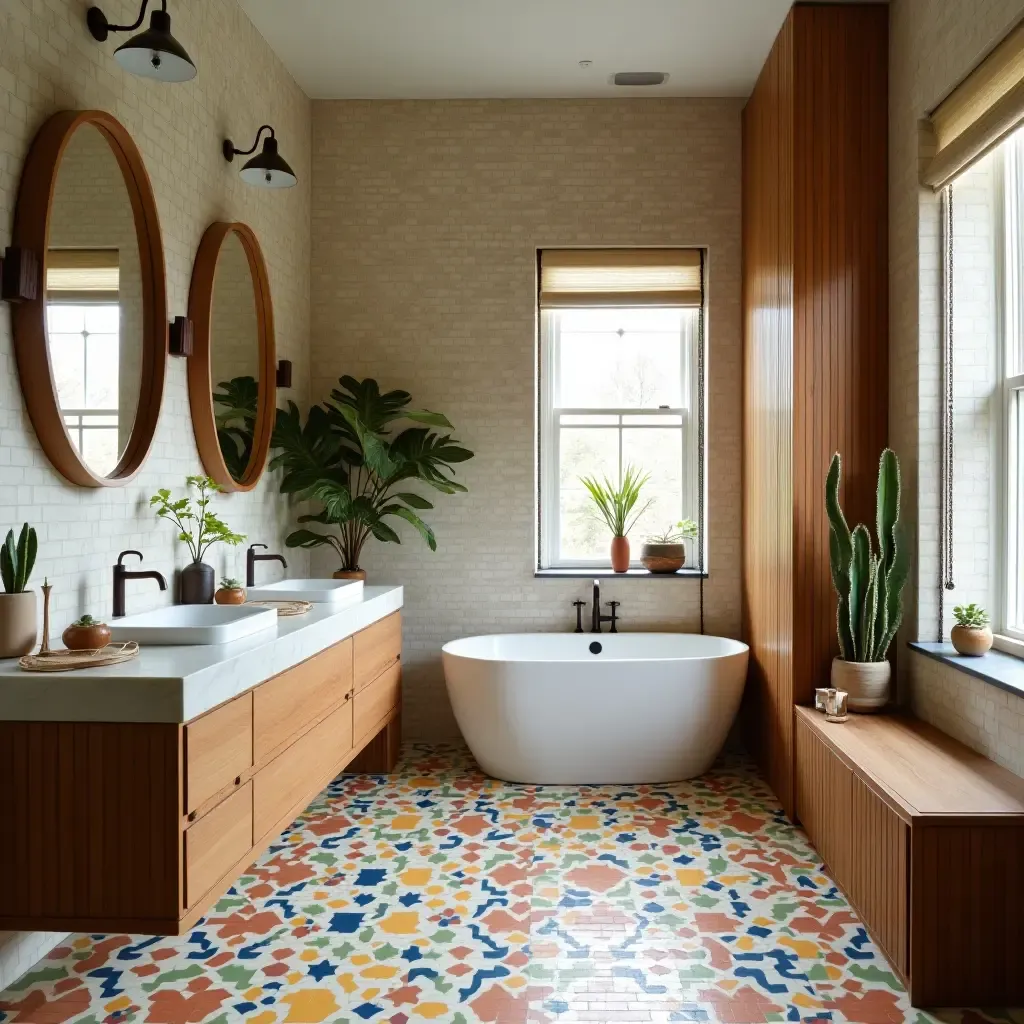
[49, 334, 85, 408]
[559, 427, 618, 560]
[46, 305, 85, 333]
[84, 334, 119, 409]
[622, 428, 684, 543]
[560, 414, 619, 425]
[621, 414, 683, 426]
[81, 427, 119, 477]
[85, 305, 120, 334]
[556, 307, 687, 409]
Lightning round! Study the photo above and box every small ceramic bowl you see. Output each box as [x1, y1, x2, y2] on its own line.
[62, 622, 111, 651]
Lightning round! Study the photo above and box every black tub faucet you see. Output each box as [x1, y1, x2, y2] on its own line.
[591, 580, 620, 634]
[247, 543, 288, 588]
[113, 550, 167, 618]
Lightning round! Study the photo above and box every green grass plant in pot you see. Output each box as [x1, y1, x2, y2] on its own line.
[0, 523, 38, 658]
[826, 449, 909, 712]
[580, 466, 653, 573]
[270, 376, 474, 580]
[950, 603, 993, 656]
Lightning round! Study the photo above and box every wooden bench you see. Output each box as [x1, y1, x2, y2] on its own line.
[794, 705, 1024, 1006]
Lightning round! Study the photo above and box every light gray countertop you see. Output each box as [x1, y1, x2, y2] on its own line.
[0, 586, 403, 724]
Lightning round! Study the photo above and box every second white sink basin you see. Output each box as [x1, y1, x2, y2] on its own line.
[246, 578, 364, 606]
[108, 604, 278, 646]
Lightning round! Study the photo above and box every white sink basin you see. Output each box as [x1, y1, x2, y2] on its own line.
[108, 605, 278, 646]
[246, 578, 364, 607]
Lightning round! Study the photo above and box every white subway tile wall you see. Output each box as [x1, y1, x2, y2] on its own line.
[0, 0, 311, 990]
[309, 99, 744, 740]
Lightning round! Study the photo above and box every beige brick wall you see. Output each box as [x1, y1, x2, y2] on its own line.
[890, 0, 1024, 770]
[0, 0, 311, 989]
[310, 99, 743, 740]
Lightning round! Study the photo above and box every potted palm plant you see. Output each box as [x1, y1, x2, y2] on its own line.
[826, 449, 910, 711]
[0, 523, 38, 658]
[270, 376, 474, 579]
[150, 476, 247, 604]
[580, 465, 653, 572]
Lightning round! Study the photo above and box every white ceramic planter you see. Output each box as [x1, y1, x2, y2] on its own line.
[0, 591, 38, 658]
[831, 657, 890, 713]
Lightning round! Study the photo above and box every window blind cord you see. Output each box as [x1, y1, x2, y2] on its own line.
[940, 183, 957, 639]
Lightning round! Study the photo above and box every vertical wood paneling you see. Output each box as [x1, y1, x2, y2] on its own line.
[743, 4, 888, 818]
[794, 714, 852, 879]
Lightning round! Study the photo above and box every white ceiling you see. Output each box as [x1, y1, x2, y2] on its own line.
[238, 0, 794, 100]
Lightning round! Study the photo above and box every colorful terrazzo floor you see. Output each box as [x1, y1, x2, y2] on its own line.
[0, 744, 1018, 1024]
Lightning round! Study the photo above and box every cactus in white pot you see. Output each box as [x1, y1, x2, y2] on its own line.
[0, 523, 39, 658]
[826, 450, 910, 711]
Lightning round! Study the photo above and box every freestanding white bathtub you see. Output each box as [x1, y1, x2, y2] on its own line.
[442, 632, 749, 784]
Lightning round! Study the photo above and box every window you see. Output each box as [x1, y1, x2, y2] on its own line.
[537, 249, 705, 571]
[46, 250, 121, 477]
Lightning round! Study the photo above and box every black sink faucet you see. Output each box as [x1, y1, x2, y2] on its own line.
[246, 543, 288, 588]
[113, 550, 167, 618]
[590, 580, 620, 634]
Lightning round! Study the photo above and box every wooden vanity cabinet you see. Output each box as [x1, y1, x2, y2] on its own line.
[0, 611, 402, 936]
[794, 706, 1024, 1006]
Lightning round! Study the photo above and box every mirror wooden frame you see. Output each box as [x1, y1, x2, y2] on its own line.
[187, 222, 276, 492]
[11, 110, 167, 487]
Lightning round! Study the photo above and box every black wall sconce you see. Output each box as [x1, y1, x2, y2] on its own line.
[276, 360, 293, 389]
[169, 316, 193, 357]
[224, 126, 297, 189]
[0, 247, 39, 303]
[87, 1, 196, 83]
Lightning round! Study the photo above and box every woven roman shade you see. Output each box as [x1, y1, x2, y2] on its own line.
[539, 249, 702, 308]
[925, 19, 1024, 189]
[46, 249, 119, 303]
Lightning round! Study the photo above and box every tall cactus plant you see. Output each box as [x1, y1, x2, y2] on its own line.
[826, 450, 909, 663]
[1, 523, 38, 594]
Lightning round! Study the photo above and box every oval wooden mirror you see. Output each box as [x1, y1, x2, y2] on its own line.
[187, 222, 276, 491]
[11, 110, 167, 486]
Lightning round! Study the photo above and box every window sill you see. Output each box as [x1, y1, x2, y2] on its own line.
[908, 641, 1024, 700]
[534, 567, 708, 579]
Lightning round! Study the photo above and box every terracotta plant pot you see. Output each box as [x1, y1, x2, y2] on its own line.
[831, 658, 891, 713]
[62, 622, 112, 651]
[950, 624, 993, 657]
[641, 541, 685, 574]
[215, 587, 246, 605]
[0, 591, 37, 658]
[610, 536, 630, 573]
[334, 568, 367, 582]
[180, 561, 215, 604]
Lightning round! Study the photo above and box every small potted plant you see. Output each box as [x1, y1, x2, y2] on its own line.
[951, 603, 993, 656]
[826, 449, 910, 712]
[580, 465, 653, 573]
[641, 519, 698, 573]
[215, 578, 246, 605]
[151, 476, 246, 604]
[62, 614, 112, 652]
[0, 523, 38, 658]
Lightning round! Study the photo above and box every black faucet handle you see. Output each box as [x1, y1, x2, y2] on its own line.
[116, 550, 143, 566]
[572, 599, 586, 634]
[249, 542, 268, 552]
[606, 600, 620, 609]
[572, 599, 585, 608]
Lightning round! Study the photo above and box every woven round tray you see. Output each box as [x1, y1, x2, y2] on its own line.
[246, 599, 313, 617]
[18, 642, 140, 673]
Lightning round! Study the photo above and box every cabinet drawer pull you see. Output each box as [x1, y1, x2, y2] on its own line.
[234, 775, 242, 786]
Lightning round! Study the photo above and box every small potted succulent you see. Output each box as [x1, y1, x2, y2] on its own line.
[151, 476, 246, 604]
[215, 578, 246, 605]
[0, 524, 38, 658]
[951, 603, 993, 656]
[641, 519, 698, 574]
[62, 614, 112, 652]
[580, 465, 653, 572]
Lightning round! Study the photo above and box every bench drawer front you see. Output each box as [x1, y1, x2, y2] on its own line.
[354, 662, 401, 745]
[185, 693, 252, 815]
[252, 704, 353, 840]
[184, 782, 252, 909]
[354, 613, 401, 692]
[253, 639, 352, 762]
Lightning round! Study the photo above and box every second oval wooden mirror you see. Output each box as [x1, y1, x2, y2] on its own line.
[187, 222, 276, 491]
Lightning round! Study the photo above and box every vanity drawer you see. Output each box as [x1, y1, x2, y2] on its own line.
[354, 613, 401, 692]
[184, 782, 252, 910]
[252, 703, 353, 840]
[184, 693, 253, 815]
[353, 662, 401, 744]
[253, 639, 353, 762]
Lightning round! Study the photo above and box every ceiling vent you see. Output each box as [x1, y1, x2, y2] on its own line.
[612, 71, 669, 87]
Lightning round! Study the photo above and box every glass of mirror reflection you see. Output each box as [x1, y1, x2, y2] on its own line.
[45, 124, 143, 478]
[209, 232, 260, 481]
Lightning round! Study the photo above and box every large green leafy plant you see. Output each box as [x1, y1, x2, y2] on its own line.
[270, 377, 474, 571]
[826, 449, 910, 663]
[213, 376, 259, 480]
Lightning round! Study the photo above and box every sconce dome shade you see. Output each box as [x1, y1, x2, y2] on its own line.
[113, 8, 196, 83]
[239, 137, 298, 189]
